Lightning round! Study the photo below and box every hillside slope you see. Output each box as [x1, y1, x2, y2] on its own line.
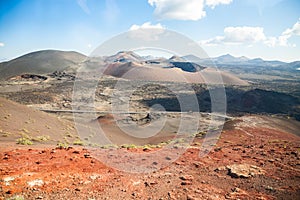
[0, 97, 77, 144]
[0, 50, 86, 80]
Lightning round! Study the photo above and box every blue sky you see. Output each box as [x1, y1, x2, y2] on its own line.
[0, 0, 299, 61]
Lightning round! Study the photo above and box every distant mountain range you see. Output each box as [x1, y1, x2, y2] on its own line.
[0, 50, 299, 81]
[183, 54, 299, 69]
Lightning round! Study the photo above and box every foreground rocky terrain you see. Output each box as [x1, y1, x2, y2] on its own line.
[0, 115, 299, 200]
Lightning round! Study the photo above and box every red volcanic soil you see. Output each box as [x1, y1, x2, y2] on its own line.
[1, 117, 300, 200]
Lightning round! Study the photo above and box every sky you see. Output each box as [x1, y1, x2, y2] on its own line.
[0, 0, 299, 62]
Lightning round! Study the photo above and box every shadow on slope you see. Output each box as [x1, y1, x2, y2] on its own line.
[141, 88, 300, 120]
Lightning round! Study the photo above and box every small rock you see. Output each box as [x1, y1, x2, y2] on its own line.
[5, 190, 12, 194]
[165, 156, 172, 160]
[72, 150, 80, 154]
[214, 147, 222, 152]
[181, 181, 192, 185]
[227, 164, 264, 178]
[67, 147, 73, 150]
[187, 194, 195, 200]
[143, 148, 151, 152]
[291, 151, 298, 157]
[84, 153, 91, 158]
[144, 181, 158, 187]
[90, 174, 100, 180]
[268, 159, 275, 163]
[168, 191, 176, 199]
[180, 175, 194, 181]
[27, 179, 44, 187]
[266, 186, 275, 191]
[193, 162, 202, 168]
[231, 187, 241, 192]
[195, 189, 201, 193]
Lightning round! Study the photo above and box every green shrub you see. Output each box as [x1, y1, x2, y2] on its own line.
[57, 142, 69, 149]
[7, 195, 25, 200]
[100, 144, 118, 149]
[16, 137, 33, 145]
[73, 139, 84, 146]
[121, 144, 137, 149]
[1, 131, 11, 137]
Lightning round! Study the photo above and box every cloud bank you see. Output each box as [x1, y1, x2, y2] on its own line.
[130, 22, 164, 31]
[148, 0, 233, 21]
[206, 0, 233, 9]
[129, 22, 165, 41]
[201, 19, 300, 47]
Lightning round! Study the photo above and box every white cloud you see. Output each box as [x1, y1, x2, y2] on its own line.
[265, 18, 300, 47]
[223, 26, 266, 43]
[129, 22, 164, 31]
[129, 22, 165, 41]
[282, 19, 300, 36]
[148, 0, 234, 21]
[0, 42, 4, 47]
[264, 35, 290, 47]
[206, 0, 233, 9]
[148, 0, 206, 21]
[201, 26, 266, 46]
[201, 19, 300, 47]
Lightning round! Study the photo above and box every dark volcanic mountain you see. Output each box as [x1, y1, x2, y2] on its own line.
[0, 50, 87, 80]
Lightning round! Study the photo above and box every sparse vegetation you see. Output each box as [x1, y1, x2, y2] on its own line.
[65, 132, 73, 138]
[6, 195, 25, 200]
[0, 130, 11, 137]
[99, 144, 118, 149]
[20, 128, 29, 134]
[32, 135, 50, 142]
[73, 139, 84, 146]
[16, 137, 33, 145]
[121, 144, 137, 149]
[57, 142, 69, 149]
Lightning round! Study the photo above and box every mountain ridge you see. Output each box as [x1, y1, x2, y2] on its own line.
[1, 50, 299, 82]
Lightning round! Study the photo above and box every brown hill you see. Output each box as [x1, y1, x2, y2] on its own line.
[104, 61, 248, 85]
[0, 50, 86, 80]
